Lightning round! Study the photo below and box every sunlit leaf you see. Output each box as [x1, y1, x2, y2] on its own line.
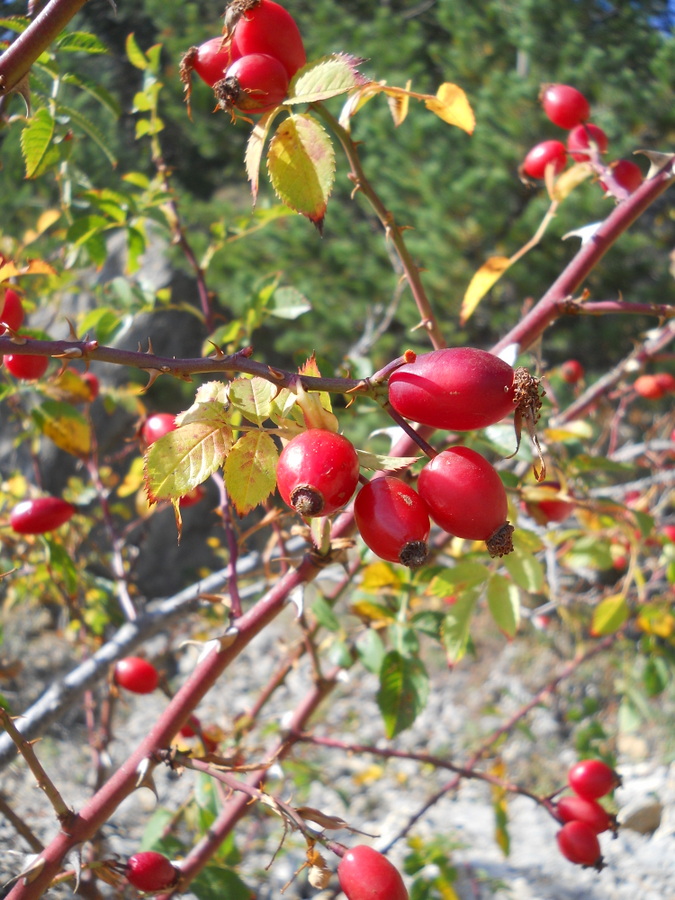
[502, 547, 545, 594]
[32, 400, 92, 457]
[425, 82, 475, 133]
[441, 590, 477, 664]
[267, 113, 335, 231]
[552, 162, 593, 201]
[460, 256, 511, 325]
[590, 594, 630, 637]
[245, 110, 279, 204]
[21, 108, 55, 178]
[126, 33, 148, 70]
[360, 560, 402, 591]
[286, 54, 366, 104]
[228, 377, 276, 425]
[268, 286, 311, 320]
[487, 574, 520, 638]
[56, 32, 108, 54]
[224, 431, 278, 516]
[355, 450, 420, 472]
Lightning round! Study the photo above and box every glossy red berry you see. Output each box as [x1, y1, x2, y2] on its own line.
[522, 140, 567, 179]
[418, 447, 513, 557]
[114, 657, 160, 694]
[540, 84, 590, 129]
[566, 123, 609, 162]
[0, 288, 25, 334]
[179, 715, 201, 738]
[4, 353, 49, 380]
[337, 845, 409, 900]
[179, 484, 205, 508]
[388, 348, 516, 432]
[194, 37, 241, 87]
[10, 497, 76, 534]
[232, 0, 306, 79]
[568, 759, 619, 799]
[125, 851, 178, 892]
[277, 429, 360, 517]
[560, 359, 584, 384]
[654, 372, 675, 393]
[556, 795, 613, 834]
[556, 821, 603, 868]
[633, 374, 666, 399]
[141, 413, 177, 446]
[220, 53, 289, 113]
[354, 477, 430, 569]
[523, 481, 575, 525]
[600, 159, 643, 195]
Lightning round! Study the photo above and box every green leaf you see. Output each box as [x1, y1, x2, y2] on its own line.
[228, 377, 276, 425]
[356, 450, 421, 472]
[21, 108, 55, 178]
[356, 628, 385, 675]
[32, 400, 92, 457]
[642, 657, 669, 697]
[590, 594, 630, 637]
[286, 54, 366, 104]
[191, 867, 252, 900]
[56, 32, 108, 54]
[429, 561, 489, 596]
[245, 109, 280, 204]
[441, 591, 477, 665]
[311, 595, 341, 632]
[487, 574, 520, 638]
[126, 33, 148, 70]
[268, 286, 311, 320]
[66, 215, 110, 248]
[145, 415, 234, 502]
[377, 650, 429, 739]
[61, 73, 121, 116]
[267, 113, 335, 230]
[78, 308, 123, 343]
[502, 547, 545, 593]
[224, 431, 278, 516]
[45, 539, 78, 594]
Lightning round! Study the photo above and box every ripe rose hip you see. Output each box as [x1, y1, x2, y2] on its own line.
[566, 123, 609, 162]
[522, 140, 567, 179]
[179, 484, 205, 508]
[556, 795, 613, 834]
[337, 845, 409, 900]
[560, 359, 584, 384]
[10, 497, 76, 534]
[114, 657, 160, 694]
[4, 353, 49, 380]
[354, 477, 430, 569]
[540, 84, 590, 130]
[0, 288, 25, 334]
[523, 481, 575, 525]
[80, 371, 100, 401]
[556, 821, 603, 868]
[388, 347, 516, 431]
[600, 159, 643, 195]
[276, 429, 360, 517]
[654, 372, 675, 393]
[568, 759, 619, 799]
[633, 374, 667, 399]
[190, 36, 241, 87]
[231, 0, 306, 78]
[417, 446, 513, 557]
[125, 851, 178, 892]
[141, 412, 177, 446]
[218, 53, 289, 114]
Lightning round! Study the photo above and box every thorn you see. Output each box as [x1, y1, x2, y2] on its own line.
[146, 337, 154, 355]
[135, 758, 159, 798]
[142, 369, 163, 392]
[207, 341, 225, 358]
[65, 318, 79, 340]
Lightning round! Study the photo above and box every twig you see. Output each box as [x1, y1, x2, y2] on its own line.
[0, 792, 44, 853]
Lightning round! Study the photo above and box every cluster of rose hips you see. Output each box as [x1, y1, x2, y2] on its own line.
[632, 371, 675, 400]
[181, 0, 305, 116]
[522, 84, 643, 197]
[554, 759, 620, 870]
[277, 347, 541, 564]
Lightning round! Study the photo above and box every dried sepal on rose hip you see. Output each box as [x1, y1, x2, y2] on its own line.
[276, 428, 360, 518]
[214, 52, 289, 116]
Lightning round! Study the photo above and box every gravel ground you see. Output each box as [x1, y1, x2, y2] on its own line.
[1, 599, 674, 900]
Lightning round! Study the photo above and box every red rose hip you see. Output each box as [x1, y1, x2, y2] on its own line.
[276, 429, 360, 517]
[354, 477, 430, 569]
[523, 481, 575, 525]
[190, 36, 241, 87]
[560, 359, 584, 384]
[522, 140, 567, 179]
[540, 84, 590, 129]
[418, 447, 513, 557]
[568, 759, 619, 799]
[4, 353, 49, 380]
[141, 412, 177, 446]
[230, 0, 306, 78]
[114, 657, 160, 694]
[556, 795, 613, 834]
[600, 159, 643, 195]
[337, 845, 408, 900]
[0, 288, 25, 334]
[10, 497, 76, 534]
[567, 123, 608, 162]
[219, 53, 289, 113]
[556, 821, 603, 868]
[125, 851, 178, 892]
[388, 347, 516, 432]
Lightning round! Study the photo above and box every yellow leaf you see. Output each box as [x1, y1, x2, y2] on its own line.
[425, 83, 475, 133]
[22, 209, 61, 245]
[32, 401, 92, 458]
[118, 456, 145, 499]
[552, 162, 593, 201]
[224, 431, 278, 516]
[591, 594, 630, 637]
[350, 600, 396, 622]
[387, 79, 410, 127]
[353, 764, 384, 786]
[460, 256, 511, 324]
[360, 561, 402, 591]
